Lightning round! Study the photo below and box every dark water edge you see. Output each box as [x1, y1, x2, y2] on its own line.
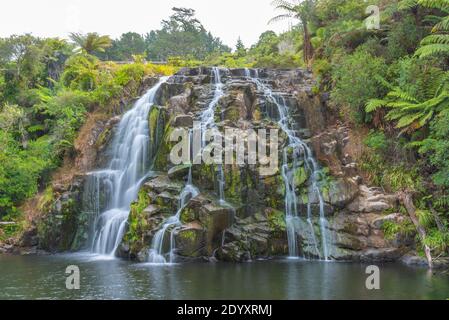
[0, 253, 448, 300]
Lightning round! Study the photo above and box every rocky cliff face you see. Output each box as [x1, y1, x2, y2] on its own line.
[21, 68, 414, 263]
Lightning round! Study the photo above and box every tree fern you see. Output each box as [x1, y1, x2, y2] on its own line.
[415, 43, 449, 57]
[415, 0, 449, 58]
[366, 73, 449, 132]
[420, 34, 449, 44]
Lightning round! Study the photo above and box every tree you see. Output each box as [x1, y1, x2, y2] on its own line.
[101, 32, 147, 61]
[270, 0, 316, 66]
[69, 32, 112, 55]
[145, 7, 230, 61]
[235, 37, 246, 57]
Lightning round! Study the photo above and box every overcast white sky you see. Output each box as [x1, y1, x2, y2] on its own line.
[0, 0, 295, 47]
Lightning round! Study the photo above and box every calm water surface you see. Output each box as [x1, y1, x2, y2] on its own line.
[0, 254, 448, 299]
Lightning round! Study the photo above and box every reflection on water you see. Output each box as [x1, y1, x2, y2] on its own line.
[0, 254, 448, 300]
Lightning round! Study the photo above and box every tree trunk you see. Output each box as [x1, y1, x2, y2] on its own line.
[429, 206, 445, 233]
[302, 22, 314, 68]
[398, 191, 433, 268]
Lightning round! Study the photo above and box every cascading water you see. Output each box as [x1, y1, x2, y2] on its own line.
[148, 129, 199, 264]
[246, 69, 331, 261]
[87, 77, 168, 256]
[148, 67, 232, 263]
[201, 67, 226, 203]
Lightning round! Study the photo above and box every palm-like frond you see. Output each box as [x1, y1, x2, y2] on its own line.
[69, 32, 112, 54]
[269, 14, 295, 24]
[432, 16, 449, 31]
[271, 0, 297, 11]
[415, 0, 449, 58]
[398, 0, 419, 10]
[421, 34, 449, 45]
[365, 99, 387, 113]
[418, 0, 449, 13]
[415, 43, 449, 57]
[387, 88, 420, 103]
[422, 15, 444, 25]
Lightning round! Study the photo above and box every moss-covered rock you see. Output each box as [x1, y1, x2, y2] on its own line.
[36, 177, 86, 252]
[174, 225, 206, 257]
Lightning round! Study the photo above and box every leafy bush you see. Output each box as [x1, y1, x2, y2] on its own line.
[364, 130, 388, 152]
[418, 109, 449, 188]
[62, 54, 100, 91]
[331, 49, 388, 123]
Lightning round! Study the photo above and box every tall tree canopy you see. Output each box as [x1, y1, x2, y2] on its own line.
[145, 7, 230, 60]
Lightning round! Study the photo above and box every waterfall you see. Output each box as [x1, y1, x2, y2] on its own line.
[246, 69, 331, 261]
[148, 129, 199, 264]
[88, 77, 169, 256]
[201, 67, 226, 203]
[148, 67, 231, 263]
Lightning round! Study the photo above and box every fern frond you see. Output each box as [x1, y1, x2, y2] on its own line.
[418, 0, 449, 13]
[387, 89, 420, 103]
[399, 0, 419, 10]
[432, 16, 449, 31]
[421, 34, 449, 45]
[374, 74, 395, 90]
[418, 110, 435, 126]
[269, 14, 295, 24]
[271, 0, 296, 10]
[423, 15, 443, 25]
[395, 112, 425, 128]
[365, 99, 387, 113]
[415, 43, 449, 57]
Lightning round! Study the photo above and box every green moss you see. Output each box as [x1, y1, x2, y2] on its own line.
[224, 107, 240, 122]
[381, 220, 415, 240]
[225, 165, 242, 203]
[153, 119, 174, 171]
[293, 167, 308, 187]
[267, 209, 286, 233]
[36, 191, 82, 252]
[180, 207, 196, 224]
[179, 229, 196, 241]
[95, 127, 112, 149]
[123, 188, 151, 246]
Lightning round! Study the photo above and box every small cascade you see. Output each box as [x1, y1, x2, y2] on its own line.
[246, 69, 331, 261]
[148, 129, 199, 264]
[201, 67, 226, 203]
[147, 179, 199, 264]
[88, 77, 169, 256]
[148, 68, 232, 263]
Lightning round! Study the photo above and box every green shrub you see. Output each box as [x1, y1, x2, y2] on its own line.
[330, 49, 388, 123]
[418, 109, 449, 188]
[62, 54, 100, 91]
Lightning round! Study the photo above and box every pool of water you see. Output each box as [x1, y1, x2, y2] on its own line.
[0, 254, 448, 299]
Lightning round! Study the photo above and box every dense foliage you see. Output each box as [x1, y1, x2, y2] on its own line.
[98, 8, 231, 62]
[1, 1, 449, 258]
[0, 35, 173, 228]
[306, 0, 449, 258]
